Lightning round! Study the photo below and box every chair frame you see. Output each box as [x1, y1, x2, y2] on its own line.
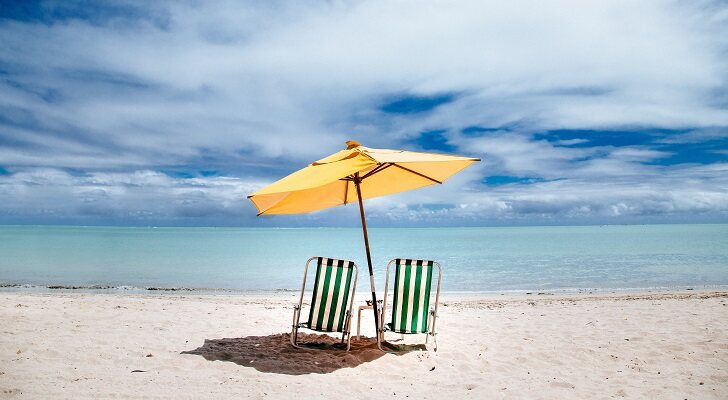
[377, 259, 442, 352]
[291, 256, 359, 351]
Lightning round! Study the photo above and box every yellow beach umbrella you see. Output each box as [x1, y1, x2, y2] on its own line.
[248, 140, 479, 342]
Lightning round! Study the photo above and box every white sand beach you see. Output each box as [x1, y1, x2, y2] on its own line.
[1, 291, 726, 399]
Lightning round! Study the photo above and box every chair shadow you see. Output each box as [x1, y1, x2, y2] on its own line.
[181, 333, 424, 375]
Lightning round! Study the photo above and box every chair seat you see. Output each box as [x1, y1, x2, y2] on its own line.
[385, 322, 427, 334]
[299, 321, 350, 333]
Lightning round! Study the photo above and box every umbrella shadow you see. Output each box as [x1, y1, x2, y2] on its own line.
[181, 333, 423, 375]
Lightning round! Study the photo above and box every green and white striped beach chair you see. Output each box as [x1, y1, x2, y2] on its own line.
[291, 257, 359, 351]
[378, 258, 442, 351]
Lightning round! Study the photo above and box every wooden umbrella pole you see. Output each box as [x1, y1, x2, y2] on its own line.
[353, 173, 381, 346]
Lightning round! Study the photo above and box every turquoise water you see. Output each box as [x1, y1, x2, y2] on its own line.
[0, 224, 727, 292]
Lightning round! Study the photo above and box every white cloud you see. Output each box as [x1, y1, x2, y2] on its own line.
[0, 169, 265, 224]
[2, 1, 727, 167]
[0, 0, 727, 224]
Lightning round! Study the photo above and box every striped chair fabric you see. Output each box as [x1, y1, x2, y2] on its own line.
[305, 257, 355, 332]
[387, 258, 435, 334]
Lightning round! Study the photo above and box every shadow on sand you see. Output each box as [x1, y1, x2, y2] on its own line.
[182, 333, 424, 375]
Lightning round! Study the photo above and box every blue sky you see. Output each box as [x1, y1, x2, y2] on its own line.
[1, 0, 727, 227]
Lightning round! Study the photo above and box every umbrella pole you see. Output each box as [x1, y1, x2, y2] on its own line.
[353, 174, 381, 347]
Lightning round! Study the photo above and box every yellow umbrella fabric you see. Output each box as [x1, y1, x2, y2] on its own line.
[248, 140, 479, 348]
[248, 140, 480, 215]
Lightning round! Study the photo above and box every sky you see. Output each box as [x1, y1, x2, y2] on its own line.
[0, 0, 727, 227]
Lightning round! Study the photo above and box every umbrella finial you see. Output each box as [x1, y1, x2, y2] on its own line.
[346, 140, 361, 149]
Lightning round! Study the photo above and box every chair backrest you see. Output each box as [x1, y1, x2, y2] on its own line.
[307, 257, 356, 332]
[390, 259, 435, 334]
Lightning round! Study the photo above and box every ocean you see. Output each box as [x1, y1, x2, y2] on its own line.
[1, 224, 726, 293]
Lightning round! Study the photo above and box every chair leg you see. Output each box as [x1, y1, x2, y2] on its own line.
[290, 306, 302, 349]
[378, 307, 387, 344]
[345, 311, 353, 351]
[376, 313, 385, 351]
[341, 311, 349, 344]
[430, 309, 438, 352]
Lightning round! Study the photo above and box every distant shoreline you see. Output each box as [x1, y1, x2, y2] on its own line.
[2, 282, 726, 297]
[2, 222, 728, 229]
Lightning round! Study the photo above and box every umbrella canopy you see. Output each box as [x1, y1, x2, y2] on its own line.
[248, 140, 479, 215]
[248, 140, 479, 347]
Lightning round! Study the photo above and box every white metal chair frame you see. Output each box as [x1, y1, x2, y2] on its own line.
[377, 259, 442, 352]
[291, 256, 359, 351]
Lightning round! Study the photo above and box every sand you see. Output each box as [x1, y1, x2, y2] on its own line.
[1, 291, 726, 399]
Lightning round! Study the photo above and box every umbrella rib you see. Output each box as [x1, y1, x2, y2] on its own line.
[390, 163, 442, 184]
[360, 163, 392, 180]
[343, 179, 349, 204]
